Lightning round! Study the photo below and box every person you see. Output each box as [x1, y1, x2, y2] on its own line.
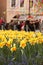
[25, 20, 35, 31]
[5, 23, 9, 30]
[16, 21, 20, 31]
[9, 20, 14, 30]
[35, 20, 39, 30]
[0, 18, 5, 29]
[29, 20, 35, 31]
[20, 21, 25, 30]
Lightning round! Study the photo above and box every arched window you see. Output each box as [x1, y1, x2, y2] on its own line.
[20, 0, 24, 7]
[11, 0, 16, 7]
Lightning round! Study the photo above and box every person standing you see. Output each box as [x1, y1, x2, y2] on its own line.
[0, 18, 4, 29]
[20, 21, 25, 31]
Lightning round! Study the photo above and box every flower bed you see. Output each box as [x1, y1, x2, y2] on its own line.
[0, 30, 43, 65]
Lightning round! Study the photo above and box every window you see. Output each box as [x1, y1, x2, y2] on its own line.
[30, 0, 33, 8]
[29, 0, 43, 15]
[20, 0, 24, 7]
[11, 0, 16, 7]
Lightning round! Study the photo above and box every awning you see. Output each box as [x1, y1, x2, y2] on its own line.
[18, 15, 28, 21]
[27, 15, 34, 20]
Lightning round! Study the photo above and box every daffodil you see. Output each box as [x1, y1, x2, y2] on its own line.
[11, 44, 16, 52]
[20, 39, 27, 49]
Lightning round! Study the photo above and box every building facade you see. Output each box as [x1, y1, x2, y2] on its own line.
[0, 0, 43, 23]
[0, 0, 29, 23]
